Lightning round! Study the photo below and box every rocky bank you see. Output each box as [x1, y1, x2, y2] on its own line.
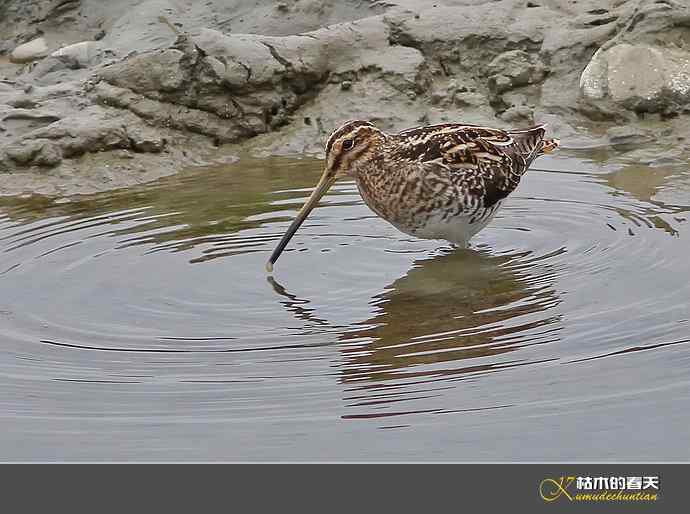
[1, 0, 689, 195]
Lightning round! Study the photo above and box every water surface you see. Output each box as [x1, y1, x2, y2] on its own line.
[1, 148, 689, 461]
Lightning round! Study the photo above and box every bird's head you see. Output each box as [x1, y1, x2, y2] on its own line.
[266, 120, 385, 271]
[323, 120, 385, 178]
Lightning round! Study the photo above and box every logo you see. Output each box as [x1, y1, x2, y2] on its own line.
[539, 475, 659, 502]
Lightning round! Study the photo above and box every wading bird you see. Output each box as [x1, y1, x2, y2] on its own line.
[267, 120, 559, 271]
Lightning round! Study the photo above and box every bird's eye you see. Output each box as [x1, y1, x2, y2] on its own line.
[342, 139, 355, 151]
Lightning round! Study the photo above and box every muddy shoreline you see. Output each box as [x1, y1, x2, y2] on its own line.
[1, 0, 689, 196]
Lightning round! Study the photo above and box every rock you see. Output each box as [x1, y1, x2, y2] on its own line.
[127, 126, 167, 153]
[606, 126, 655, 146]
[191, 28, 294, 87]
[580, 43, 690, 113]
[99, 47, 188, 93]
[500, 105, 534, 123]
[579, 49, 608, 101]
[98, 0, 180, 57]
[430, 90, 447, 105]
[5, 141, 41, 164]
[0, 104, 177, 170]
[10, 37, 49, 64]
[25, 57, 73, 79]
[5, 140, 62, 167]
[454, 92, 487, 107]
[34, 142, 63, 166]
[2, 109, 59, 121]
[487, 50, 547, 94]
[51, 41, 102, 69]
[501, 92, 529, 108]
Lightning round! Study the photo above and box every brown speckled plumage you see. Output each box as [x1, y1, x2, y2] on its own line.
[267, 119, 559, 271]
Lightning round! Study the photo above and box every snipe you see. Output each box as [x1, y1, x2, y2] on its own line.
[267, 120, 559, 271]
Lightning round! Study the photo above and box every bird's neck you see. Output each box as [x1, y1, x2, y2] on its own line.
[354, 151, 410, 224]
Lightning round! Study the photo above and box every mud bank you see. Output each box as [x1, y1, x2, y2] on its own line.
[1, 0, 689, 195]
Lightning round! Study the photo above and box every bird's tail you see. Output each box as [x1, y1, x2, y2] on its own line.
[540, 138, 560, 154]
[509, 124, 559, 161]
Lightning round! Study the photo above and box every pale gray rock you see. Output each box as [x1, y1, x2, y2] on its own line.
[581, 43, 690, 113]
[10, 37, 49, 63]
[51, 41, 103, 69]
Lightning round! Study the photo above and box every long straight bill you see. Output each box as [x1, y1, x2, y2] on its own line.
[266, 172, 337, 272]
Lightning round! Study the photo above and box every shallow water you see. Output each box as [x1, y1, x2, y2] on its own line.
[1, 148, 689, 461]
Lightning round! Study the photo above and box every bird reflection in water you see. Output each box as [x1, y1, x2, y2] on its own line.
[268, 247, 562, 391]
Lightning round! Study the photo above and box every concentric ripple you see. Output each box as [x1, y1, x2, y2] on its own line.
[0, 150, 689, 461]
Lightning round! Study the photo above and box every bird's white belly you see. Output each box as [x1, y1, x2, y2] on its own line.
[393, 201, 504, 246]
